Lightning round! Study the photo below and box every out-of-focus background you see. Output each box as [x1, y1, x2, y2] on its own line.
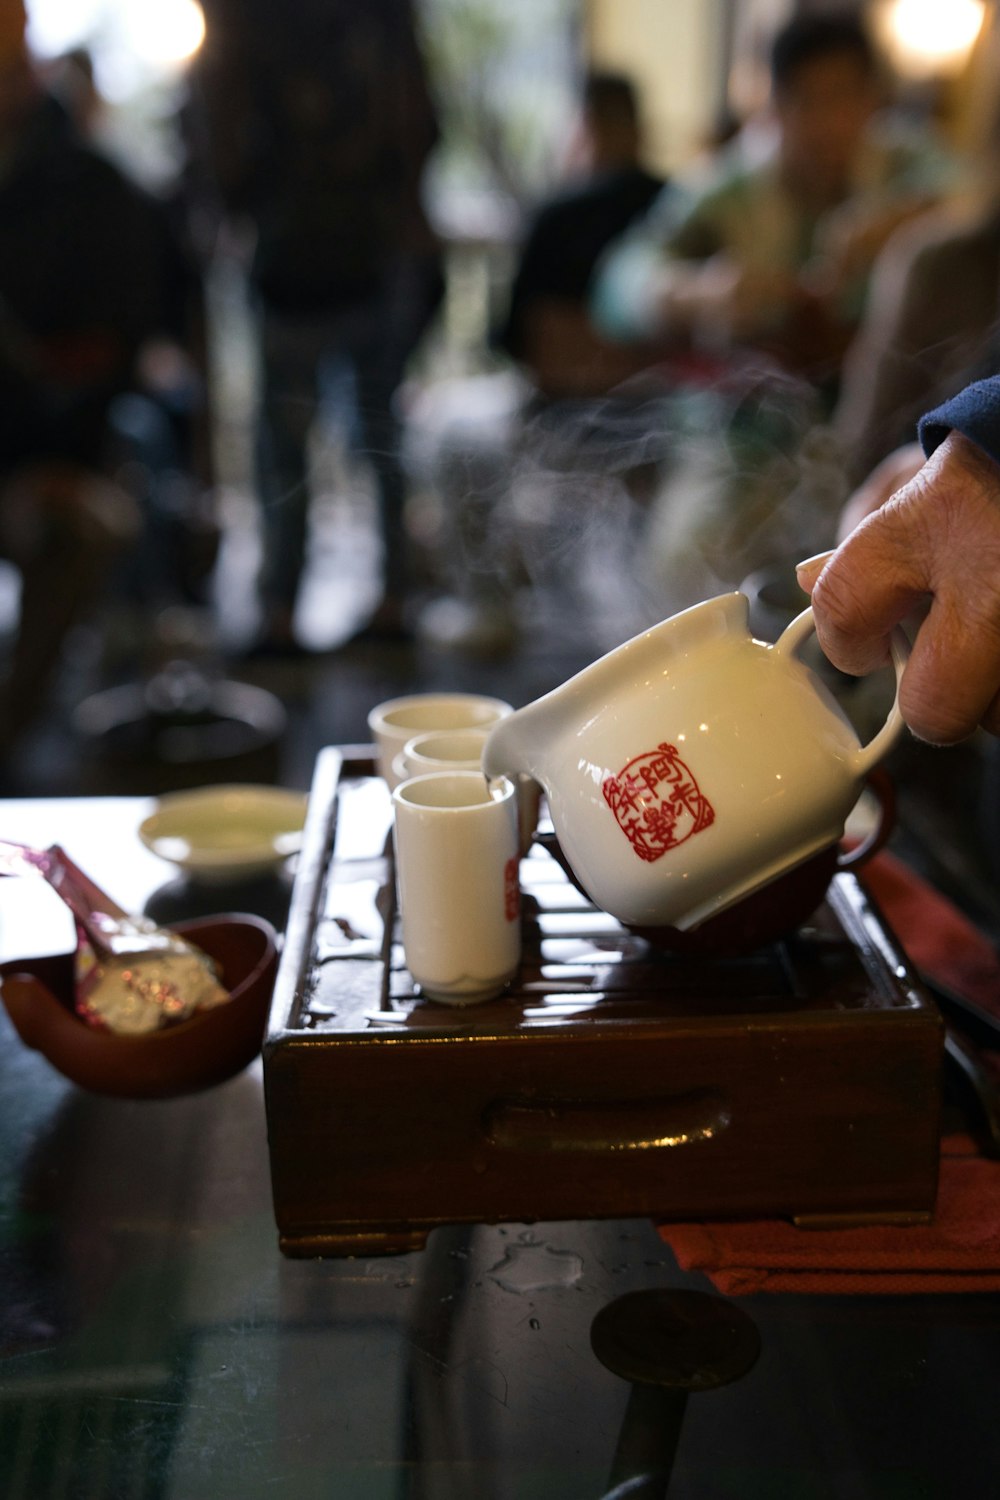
[3, 0, 999, 926]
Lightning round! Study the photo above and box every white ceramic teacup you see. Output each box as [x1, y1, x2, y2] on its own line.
[391, 771, 521, 1004]
[400, 728, 490, 779]
[483, 591, 909, 932]
[368, 693, 513, 788]
[400, 728, 541, 854]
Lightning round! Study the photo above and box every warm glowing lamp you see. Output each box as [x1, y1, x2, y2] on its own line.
[123, 0, 206, 67]
[876, 0, 986, 79]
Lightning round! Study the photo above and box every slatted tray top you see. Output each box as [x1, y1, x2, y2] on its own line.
[263, 749, 943, 1257]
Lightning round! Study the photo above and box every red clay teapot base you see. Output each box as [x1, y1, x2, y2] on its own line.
[532, 831, 852, 956]
[624, 844, 842, 955]
[531, 769, 893, 956]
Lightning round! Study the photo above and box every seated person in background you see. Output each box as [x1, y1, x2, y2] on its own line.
[412, 69, 667, 654]
[587, 11, 963, 613]
[494, 70, 665, 401]
[0, 5, 195, 760]
[591, 11, 959, 401]
[829, 72, 1000, 523]
[834, 138, 1000, 512]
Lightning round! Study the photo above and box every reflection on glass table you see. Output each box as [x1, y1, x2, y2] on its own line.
[0, 794, 998, 1499]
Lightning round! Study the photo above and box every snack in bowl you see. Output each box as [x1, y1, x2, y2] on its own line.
[0, 913, 278, 1098]
[0, 840, 278, 1096]
[0, 840, 231, 1033]
[74, 918, 231, 1034]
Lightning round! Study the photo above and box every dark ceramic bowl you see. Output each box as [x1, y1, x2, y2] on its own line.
[73, 675, 286, 794]
[0, 913, 278, 1098]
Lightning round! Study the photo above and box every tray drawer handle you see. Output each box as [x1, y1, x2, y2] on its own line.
[483, 1090, 730, 1153]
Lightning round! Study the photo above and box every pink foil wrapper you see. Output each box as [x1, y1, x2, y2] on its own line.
[0, 839, 230, 1033]
[74, 924, 230, 1035]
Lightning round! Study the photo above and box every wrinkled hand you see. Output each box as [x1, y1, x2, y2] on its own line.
[796, 432, 1000, 744]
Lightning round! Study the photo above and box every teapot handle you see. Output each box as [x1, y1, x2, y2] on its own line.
[773, 605, 910, 775]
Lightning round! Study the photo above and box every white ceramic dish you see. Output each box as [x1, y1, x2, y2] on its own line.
[138, 784, 308, 883]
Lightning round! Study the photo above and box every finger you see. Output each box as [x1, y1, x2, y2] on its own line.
[807, 513, 927, 677]
[898, 594, 1000, 744]
[794, 550, 833, 592]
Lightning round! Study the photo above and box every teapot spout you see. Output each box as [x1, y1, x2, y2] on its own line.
[482, 711, 530, 782]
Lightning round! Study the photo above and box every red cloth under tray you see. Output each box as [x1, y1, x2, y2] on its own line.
[657, 851, 1000, 1293]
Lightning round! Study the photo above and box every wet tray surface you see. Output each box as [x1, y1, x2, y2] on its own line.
[263, 749, 943, 1257]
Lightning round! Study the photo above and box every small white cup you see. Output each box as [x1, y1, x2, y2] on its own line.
[391, 771, 521, 1005]
[368, 693, 513, 788]
[400, 728, 489, 779]
[401, 728, 541, 855]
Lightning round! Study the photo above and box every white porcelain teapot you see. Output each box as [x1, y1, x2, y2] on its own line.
[482, 592, 908, 932]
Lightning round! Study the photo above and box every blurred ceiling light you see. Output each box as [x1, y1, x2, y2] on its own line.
[26, 0, 105, 57]
[122, 0, 205, 67]
[877, 0, 986, 78]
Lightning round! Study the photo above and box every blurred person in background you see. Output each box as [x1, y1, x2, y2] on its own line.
[587, 10, 964, 611]
[831, 212, 1000, 542]
[494, 70, 665, 402]
[410, 68, 667, 654]
[185, 0, 444, 654]
[592, 10, 959, 400]
[833, 84, 1000, 513]
[0, 0, 200, 766]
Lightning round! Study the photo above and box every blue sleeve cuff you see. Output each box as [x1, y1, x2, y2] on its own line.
[919, 375, 1000, 468]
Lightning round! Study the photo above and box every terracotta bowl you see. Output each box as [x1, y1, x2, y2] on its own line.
[0, 913, 278, 1098]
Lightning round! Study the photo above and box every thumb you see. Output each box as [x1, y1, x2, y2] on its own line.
[794, 549, 835, 595]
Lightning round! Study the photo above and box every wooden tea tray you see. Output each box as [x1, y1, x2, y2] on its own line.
[263, 749, 943, 1257]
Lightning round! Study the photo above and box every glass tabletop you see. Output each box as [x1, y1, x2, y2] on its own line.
[0, 794, 998, 1499]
